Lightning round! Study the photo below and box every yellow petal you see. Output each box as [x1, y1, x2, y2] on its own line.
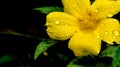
[68, 31, 101, 56]
[62, 0, 90, 19]
[46, 12, 80, 40]
[90, 0, 120, 20]
[95, 18, 120, 44]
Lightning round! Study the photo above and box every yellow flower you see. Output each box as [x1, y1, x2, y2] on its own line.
[45, 0, 120, 56]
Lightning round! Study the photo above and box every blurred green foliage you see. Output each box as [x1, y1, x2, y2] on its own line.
[34, 7, 63, 14]
[34, 39, 57, 60]
[0, 55, 16, 65]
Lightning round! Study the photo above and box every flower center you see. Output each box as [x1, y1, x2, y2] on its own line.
[79, 15, 99, 32]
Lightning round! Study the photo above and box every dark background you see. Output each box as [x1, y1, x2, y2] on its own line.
[0, 0, 75, 67]
[0, 0, 62, 36]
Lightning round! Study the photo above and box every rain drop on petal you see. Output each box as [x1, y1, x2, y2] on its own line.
[108, 14, 113, 17]
[105, 31, 108, 34]
[113, 30, 119, 36]
[55, 21, 60, 24]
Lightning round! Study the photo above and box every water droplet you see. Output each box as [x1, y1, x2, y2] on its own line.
[55, 21, 60, 24]
[113, 19, 118, 22]
[48, 27, 50, 30]
[100, 37, 103, 39]
[113, 36, 116, 38]
[108, 14, 113, 17]
[108, 41, 111, 44]
[66, 34, 69, 37]
[97, 36, 103, 39]
[65, 6, 68, 9]
[45, 23, 49, 26]
[64, 24, 68, 27]
[66, 16, 70, 18]
[95, 9, 98, 13]
[111, 6, 114, 8]
[49, 30, 53, 33]
[73, 5, 76, 7]
[101, 23, 104, 26]
[113, 30, 119, 36]
[48, 28, 53, 33]
[96, 50, 100, 54]
[105, 31, 108, 34]
[97, 36, 100, 38]
[49, 12, 53, 15]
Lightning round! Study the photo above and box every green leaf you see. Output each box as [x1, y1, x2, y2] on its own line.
[67, 55, 111, 67]
[34, 39, 57, 60]
[67, 55, 96, 67]
[33, 6, 63, 14]
[0, 55, 16, 64]
[100, 45, 120, 67]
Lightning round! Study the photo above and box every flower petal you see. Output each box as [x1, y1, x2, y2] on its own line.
[95, 18, 120, 44]
[62, 0, 90, 19]
[46, 12, 80, 40]
[90, 0, 120, 20]
[68, 31, 101, 56]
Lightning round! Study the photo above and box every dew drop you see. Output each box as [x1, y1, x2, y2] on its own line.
[65, 6, 68, 9]
[113, 36, 116, 38]
[113, 19, 118, 22]
[55, 21, 60, 24]
[95, 9, 98, 13]
[111, 6, 114, 8]
[97, 36, 100, 38]
[113, 30, 119, 36]
[49, 12, 53, 15]
[105, 31, 108, 34]
[101, 23, 105, 26]
[100, 37, 103, 39]
[97, 36, 103, 39]
[73, 5, 76, 8]
[108, 14, 113, 17]
[65, 24, 68, 27]
[108, 41, 111, 44]
[49, 30, 53, 33]
[47, 27, 50, 30]
[48, 28, 53, 33]
[45, 23, 49, 26]
[66, 34, 69, 37]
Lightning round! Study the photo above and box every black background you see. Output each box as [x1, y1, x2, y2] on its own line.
[0, 0, 74, 67]
[0, 0, 62, 36]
